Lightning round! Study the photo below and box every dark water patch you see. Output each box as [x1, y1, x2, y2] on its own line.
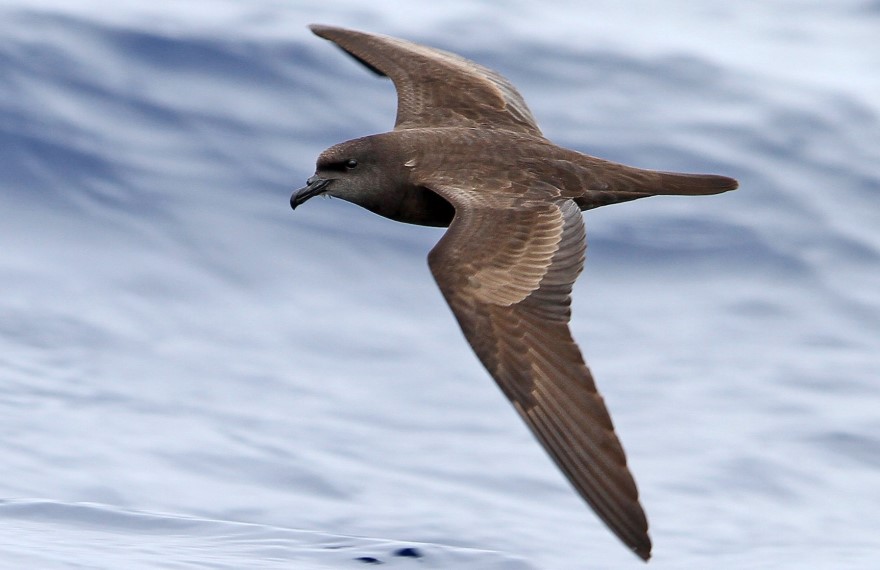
[1, 10, 379, 218]
[0, 129, 122, 199]
[858, 0, 880, 15]
[809, 431, 880, 468]
[6, 11, 316, 89]
[393, 546, 423, 558]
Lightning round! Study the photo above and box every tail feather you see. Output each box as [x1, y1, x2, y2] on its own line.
[571, 159, 739, 210]
[654, 171, 739, 196]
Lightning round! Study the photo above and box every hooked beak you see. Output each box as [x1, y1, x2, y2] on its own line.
[290, 176, 331, 210]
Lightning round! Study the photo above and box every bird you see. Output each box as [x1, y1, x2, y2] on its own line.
[291, 24, 738, 562]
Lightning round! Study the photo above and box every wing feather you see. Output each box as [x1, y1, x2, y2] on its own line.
[426, 191, 652, 560]
[309, 24, 543, 136]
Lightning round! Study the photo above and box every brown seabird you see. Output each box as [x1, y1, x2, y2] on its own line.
[291, 24, 738, 562]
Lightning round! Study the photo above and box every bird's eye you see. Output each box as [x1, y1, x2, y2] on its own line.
[345, 159, 358, 169]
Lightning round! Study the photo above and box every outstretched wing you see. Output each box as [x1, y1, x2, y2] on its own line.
[426, 186, 651, 560]
[309, 24, 543, 136]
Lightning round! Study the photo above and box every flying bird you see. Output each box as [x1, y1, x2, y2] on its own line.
[291, 24, 738, 562]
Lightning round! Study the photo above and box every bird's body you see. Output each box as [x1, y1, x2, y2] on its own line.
[309, 127, 735, 225]
[291, 24, 738, 562]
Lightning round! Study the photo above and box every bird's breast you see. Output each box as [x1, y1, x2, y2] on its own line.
[379, 184, 455, 228]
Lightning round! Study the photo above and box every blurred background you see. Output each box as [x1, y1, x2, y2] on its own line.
[1, 1, 878, 568]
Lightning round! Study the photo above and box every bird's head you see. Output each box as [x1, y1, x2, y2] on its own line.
[291, 135, 400, 214]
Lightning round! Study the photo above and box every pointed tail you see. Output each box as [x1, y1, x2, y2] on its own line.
[653, 171, 739, 195]
[571, 159, 739, 210]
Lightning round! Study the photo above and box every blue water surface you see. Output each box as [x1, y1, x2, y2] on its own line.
[1, 1, 878, 568]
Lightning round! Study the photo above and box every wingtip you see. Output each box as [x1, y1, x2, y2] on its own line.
[620, 522, 651, 561]
[308, 23, 357, 40]
[307, 23, 334, 37]
[306, 24, 391, 78]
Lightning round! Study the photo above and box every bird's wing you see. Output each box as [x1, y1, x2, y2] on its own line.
[309, 24, 543, 136]
[424, 180, 651, 560]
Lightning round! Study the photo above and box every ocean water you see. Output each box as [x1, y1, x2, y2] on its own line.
[1, 1, 878, 568]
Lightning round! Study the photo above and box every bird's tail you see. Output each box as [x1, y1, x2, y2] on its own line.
[651, 171, 739, 196]
[569, 158, 739, 210]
